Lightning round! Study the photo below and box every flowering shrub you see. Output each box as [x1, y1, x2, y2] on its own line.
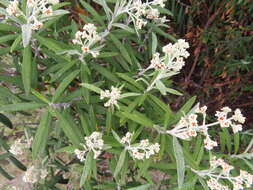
[0, 0, 252, 190]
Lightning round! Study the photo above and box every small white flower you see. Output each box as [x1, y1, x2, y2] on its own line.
[121, 132, 133, 145]
[48, 0, 59, 4]
[128, 139, 160, 160]
[23, 166, 47, 183]
[204, 137, 218, 150]
[196, 105, 207, 114]
[135, 18, 147, 29]
[31, 19, 43, 30]
[100, 86, 121, 108]
[75, 132, 104, 161]
[232, 109, 245, 124]
[231, 123, 242, 133]
[6, 0, 19, 16]
[43, 7, 53, 16]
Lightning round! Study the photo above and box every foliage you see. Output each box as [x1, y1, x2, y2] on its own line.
[0, 0, 252, 190]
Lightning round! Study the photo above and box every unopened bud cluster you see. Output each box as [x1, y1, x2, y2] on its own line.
[166, 106, 246, 150]
[23, 165, 48, 184]
[72, 23, 101, 58]
[74, 132, 104, 161]
[121, 132, 160, 160]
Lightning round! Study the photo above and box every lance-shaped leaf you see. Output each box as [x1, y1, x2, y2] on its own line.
[32, 111, 52, 159]
[80, 151, 93, 187]
[52, 70, 80, 102]
[0, 102, 46, 112]
[113, 149, 127, 178]
[173, 137, 185, 190]
[22, 45, 32, 95]
[0, 113, 13, 129]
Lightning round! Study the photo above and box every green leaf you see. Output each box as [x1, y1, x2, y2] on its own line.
[151, 32, 158, 55]
[234, 133, 240, 154]
[52, 70, 80, 102]
[91, 63, 120, 83]
[117, 73, 144, 91]
[110, 34, 133, 65]
[0, 103, 46, 112]
[80, 0, 105, 26]
[22, 45, 32, 95]
[173, 137, 185, 190]
[10, 34, 22, 52]
[119, 111, 154, 127]
[0, 23, 19, 32]
[49, 109, 82, 147]
[113, 149, 127, 178]
[198, 177, 209, 190]
[80, 151, 93, 187]
[0, 34, 18, 43]
[32, 111, 52, 159]
[81, 83, 102, 94]
[0, 113, 13, 129]
[126, 184, 152, 190]
[0, 165, 14, 180]
[36, 35, 63, 52]
[0, 86, 21, 102]
[112, 130, 121, 144]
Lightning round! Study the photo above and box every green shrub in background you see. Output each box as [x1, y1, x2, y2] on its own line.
[0, 0, 252, 189]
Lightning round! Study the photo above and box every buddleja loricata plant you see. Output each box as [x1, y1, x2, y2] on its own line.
[0, 0, 252, 189]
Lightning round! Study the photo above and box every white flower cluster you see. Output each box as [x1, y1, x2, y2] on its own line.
[166, 106, 246, 150]
[6, 0, 59, 30]
[121, 132, 160, 160]
[215, 107, 245, 133]
[150, 39, 190, 72]
[72, 23, 101, 58]
[100, 86, 121, 108]
[129, 0, 168, 29]
[23, 165, 48, 184]
[9, 138, 32, 155]
[194, 156, 253, 190]
[74, 132, 104, 161]
[6, 0, 19, 16]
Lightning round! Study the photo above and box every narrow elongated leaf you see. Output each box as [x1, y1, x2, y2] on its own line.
[0, 23, 19, 31]
[81, 83, 102, 94]
[80, 152, 93, 187]
[173, 137, 185, 190]
[0, 103, 46, 112]
[110, 34, 133, 65]
[91, 63, 119, 83]
[80, 0, 105, 26]
[49, 108, 82, 147]
[32, 111, 52, 159]
[113, 149, 127, 178]
[119, 111, 154, 127]
[151, 32, 157, 55]
[22, 46, 32, 95]
[10, 34, 22, 52]
[52, 70, 80, 102]
[0, 34, 18, 43]
[126, 184, 152, 190]
[0, 166, 14, 180]
[0, 113, 13, 129]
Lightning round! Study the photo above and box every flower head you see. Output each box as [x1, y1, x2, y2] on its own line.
[100, 86, 121, 108]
